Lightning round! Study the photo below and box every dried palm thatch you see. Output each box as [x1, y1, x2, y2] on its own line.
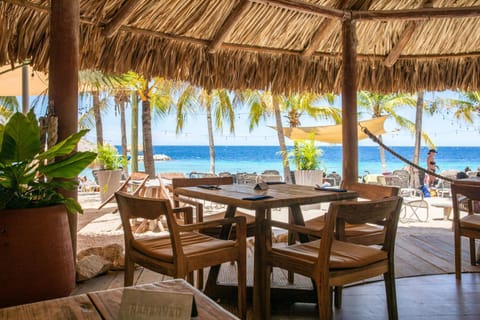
[1, 0, 480, 94]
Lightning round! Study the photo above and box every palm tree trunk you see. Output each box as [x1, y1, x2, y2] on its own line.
[378, 134, 387, 173]
[93, 90, 103, 147]
[131, 92, 139, 173]
[118, 93, 128, 177]
[273, 95, 291, 183]
[206, 104, 215, 174]
[412, 91, 424, 188]
[142, 96, 155, 178]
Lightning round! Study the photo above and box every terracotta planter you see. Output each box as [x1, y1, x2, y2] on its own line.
[0, 205, 75, 308]
[96, 169, 122, 202]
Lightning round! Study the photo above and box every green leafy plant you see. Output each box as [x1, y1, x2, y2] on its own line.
[96, 144, 126, 170]
[0, 111, 97, 214]
[288, 138, 324, 170]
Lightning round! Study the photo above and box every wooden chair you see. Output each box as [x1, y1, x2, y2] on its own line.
[114, 191, 247, 319]
[303, 182, 400, 245]
[171, 176, 256, 239]
[97, 172, 149, 210]
[300, 182, 400, 305]
[265, 196, 403, 319]
[452, 182, 480, 280]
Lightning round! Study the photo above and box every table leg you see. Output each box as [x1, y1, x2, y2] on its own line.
[253, 207, 269, 320]
[290, 205, 309, 243]
[287, 205, 308, 283]
[204, 205, 237, 296]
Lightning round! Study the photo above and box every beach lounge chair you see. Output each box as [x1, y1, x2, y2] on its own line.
[326, 171, 341, 186]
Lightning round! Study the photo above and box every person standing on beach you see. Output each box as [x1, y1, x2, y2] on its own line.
[426, 149, 437, 187]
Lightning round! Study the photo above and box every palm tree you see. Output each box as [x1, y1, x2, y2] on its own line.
[175, 86, 237, 174]
[0, 97, 20, 123]
[78, 70, 122, 147]
[442, 91, 480, 123]
[121, 72, 176, 177]
[357, 91, 435, 173]
[245, 91, 341, 182]
[130, 92, 140, 173]
[114, 90, 130, 177]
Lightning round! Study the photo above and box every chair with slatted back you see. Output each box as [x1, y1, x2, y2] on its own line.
[301, 182, 399, 306]
[303, 182, 400, 245]
[265, 196, 403, 320]
[115, 191, 247, 319]
[171, 176, 256, 239]
[97, 172, 150, 210]
[452, 181, 480, 280]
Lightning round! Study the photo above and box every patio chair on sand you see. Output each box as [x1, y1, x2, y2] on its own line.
[115, 191, 247, 319]
[264, 196, 403, 319]
[452, 182, 480, 280]
[97, 172, 149, 210]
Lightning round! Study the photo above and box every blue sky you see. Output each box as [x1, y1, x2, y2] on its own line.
[94, 91, 479, 147]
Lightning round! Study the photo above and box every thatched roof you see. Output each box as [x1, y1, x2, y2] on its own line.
[2, 0, 480, 94]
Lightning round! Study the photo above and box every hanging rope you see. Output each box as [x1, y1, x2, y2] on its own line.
[359, 124, 455, 183]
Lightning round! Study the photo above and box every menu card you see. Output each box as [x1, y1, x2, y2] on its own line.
[119, 288, 197, 320]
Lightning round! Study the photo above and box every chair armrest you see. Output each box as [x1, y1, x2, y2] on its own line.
[267, 220, 323, 238]
[173, 195, 204, 221]
[174, 195, 203, 208]
[178, 216, 247, 241]
[178, 216, 246, 232]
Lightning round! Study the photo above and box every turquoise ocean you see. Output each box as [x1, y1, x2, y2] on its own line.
[84, 145, 480, 180]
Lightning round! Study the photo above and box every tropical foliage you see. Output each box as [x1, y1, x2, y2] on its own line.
[175, 86, 238, 174]
[288, 138, 324, 170]
[0, 111, 96, 213]
[442, 91, 480, 124]
[357, 91, 436, 172]
[96, 143, 126, 170]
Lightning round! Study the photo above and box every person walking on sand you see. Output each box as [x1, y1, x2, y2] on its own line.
[426, 149, 437, 187]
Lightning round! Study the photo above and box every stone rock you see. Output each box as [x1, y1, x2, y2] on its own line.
[77, 243, 125, 270]
[76, 255, 112, 282]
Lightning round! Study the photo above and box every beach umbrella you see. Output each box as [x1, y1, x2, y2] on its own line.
[269, 116, 387, 144]
[0, 64, 48, 96]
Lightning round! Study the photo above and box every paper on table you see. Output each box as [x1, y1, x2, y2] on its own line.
[119, 288, 197, 320]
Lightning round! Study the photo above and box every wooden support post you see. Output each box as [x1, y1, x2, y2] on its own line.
[49, 0, 80, 266]
[341, 18, 358, 185]
[21, 64, 29, 113]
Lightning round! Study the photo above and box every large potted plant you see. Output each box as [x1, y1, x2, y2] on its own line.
[289, 138, 325, 186]
[0, 111, 96, 308]
[95, 144, 125, 202]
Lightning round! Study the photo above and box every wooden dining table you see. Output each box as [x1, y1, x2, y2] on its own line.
[174, 182, 358, 319]
[0, 279, 238, 319]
